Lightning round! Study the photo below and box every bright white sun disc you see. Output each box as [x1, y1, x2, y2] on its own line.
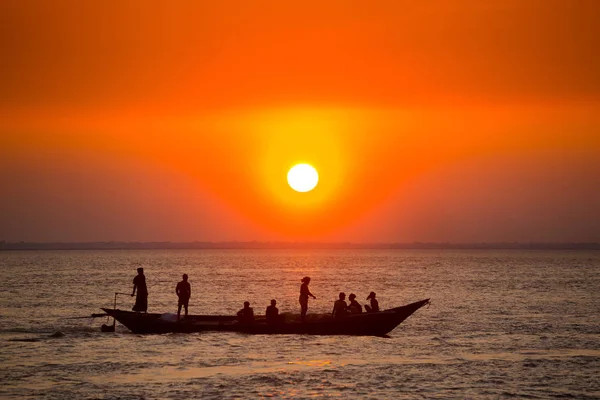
[287, 164, 319, 192]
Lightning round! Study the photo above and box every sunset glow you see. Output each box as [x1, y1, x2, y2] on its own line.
[0, 1, 599, 243]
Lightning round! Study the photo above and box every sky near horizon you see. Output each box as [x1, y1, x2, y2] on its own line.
[1, 0, 599, 243]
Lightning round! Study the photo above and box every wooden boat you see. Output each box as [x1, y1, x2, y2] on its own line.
[102, 298, 430, 336]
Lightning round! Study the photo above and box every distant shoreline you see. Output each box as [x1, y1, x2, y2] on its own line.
[1, 241, 599, 251]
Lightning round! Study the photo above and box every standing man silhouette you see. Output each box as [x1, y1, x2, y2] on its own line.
[299, 276, 317, 322]
[176, 274, 191, 320]
[131, 268, 148, 313]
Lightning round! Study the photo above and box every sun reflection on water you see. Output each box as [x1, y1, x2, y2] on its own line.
[287, 360, 333, 368]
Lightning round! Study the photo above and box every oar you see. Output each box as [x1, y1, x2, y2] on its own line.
[64, 313, 108, 319]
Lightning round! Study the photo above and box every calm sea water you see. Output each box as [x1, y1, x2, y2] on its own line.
[1, 249, 599, 399]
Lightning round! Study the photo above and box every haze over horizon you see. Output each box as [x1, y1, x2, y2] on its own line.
[1, 1, 599, 243]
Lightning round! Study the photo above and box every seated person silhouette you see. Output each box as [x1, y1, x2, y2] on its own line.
[348, 293, 363, 314]
[237, 301, 255, 324]
[265, 299, 279, 324]
[365, 292, 380, 313]
[332, 292, 348, 319]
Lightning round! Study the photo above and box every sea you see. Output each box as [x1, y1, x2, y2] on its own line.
[1, 249, 599, 399]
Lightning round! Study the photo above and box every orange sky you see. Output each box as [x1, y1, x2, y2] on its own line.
[1, 0, 599, 242]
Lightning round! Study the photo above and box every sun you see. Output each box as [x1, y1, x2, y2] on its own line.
[287, 164, 319, 192]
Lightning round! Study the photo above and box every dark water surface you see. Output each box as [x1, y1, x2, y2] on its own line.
[1, 249, 599, 399]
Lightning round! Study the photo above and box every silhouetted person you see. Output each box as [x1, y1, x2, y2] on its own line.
[299, 276, 316, 322]
[237, 301, 255, 324]
[332, 292, 348, 319]
[266, 299, 279, 324]
[176, 274, 191, 320]
[365, 292, 379, 313]
[348, 293, 363, 314]
[131, 267, 148, 313]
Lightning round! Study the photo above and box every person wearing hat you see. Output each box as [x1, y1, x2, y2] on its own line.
[176, 273, 191, 320]
[348, 293, 363, 314]
[299, 276, 317, 322]
[131, 267, 148, 313]
[365, 291, 379, 313]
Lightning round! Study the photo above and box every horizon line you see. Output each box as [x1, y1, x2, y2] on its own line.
[2, 240, 600, 244]
[1, 240, 599, 251]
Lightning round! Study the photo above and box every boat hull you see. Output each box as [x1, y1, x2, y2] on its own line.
[102, 298, 430, 336]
